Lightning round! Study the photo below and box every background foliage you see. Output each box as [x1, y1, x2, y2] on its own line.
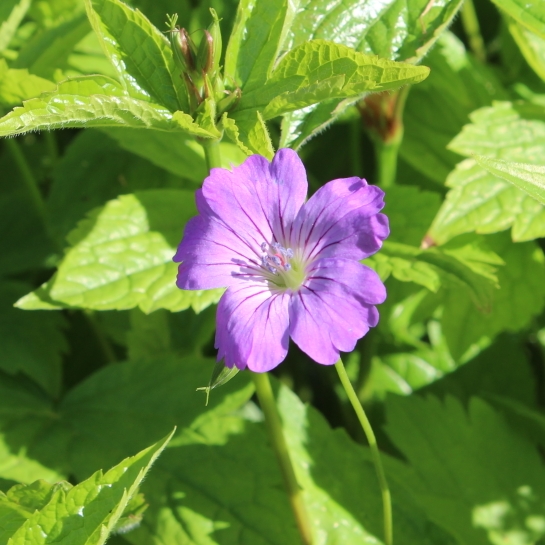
[1, 0, 545, 543]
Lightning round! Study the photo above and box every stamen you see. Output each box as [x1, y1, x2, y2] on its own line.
[260, 241, 294, 276]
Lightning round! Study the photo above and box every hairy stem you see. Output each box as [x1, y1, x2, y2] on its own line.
[252, 372, 314, 545]
[461, 0, 486, 62]
[335, 358, 393, 545]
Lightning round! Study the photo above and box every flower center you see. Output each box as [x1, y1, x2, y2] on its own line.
[260, 242, 306, 291]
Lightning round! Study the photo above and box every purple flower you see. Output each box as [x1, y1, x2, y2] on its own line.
[173, 149, 388, 372]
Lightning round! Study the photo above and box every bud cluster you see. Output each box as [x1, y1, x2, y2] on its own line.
[166, 10, 240, 119]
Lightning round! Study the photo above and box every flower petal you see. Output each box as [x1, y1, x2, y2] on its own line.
[174, 215, 265, 290]
[289, 259, 385, 364]
[215, 284, 290, 372]
[291, 177, 388, 261]
[202, 149, 307, 244]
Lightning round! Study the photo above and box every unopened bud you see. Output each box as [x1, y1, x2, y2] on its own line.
[196, 9, 222, 77]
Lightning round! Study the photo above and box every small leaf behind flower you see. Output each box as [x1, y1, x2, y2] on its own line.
[197, 361, 240, 406]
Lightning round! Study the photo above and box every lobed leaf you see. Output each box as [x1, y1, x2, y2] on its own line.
[386, 394, 545, 545]
[429, 101, 545, 243]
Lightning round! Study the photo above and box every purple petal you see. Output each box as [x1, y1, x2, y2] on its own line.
[290, 177, 388, 261]
[174, 215, 265, 290]
[289, 259, 385, 363]
[215, 284, 290, 372]
[201, 149, 307, 245]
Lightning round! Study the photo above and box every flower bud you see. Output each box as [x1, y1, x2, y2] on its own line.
[196, 9, 222, 78]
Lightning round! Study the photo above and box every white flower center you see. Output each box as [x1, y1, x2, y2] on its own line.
[260, 242, 306, 291]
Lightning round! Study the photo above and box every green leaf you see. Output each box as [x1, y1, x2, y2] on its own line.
[280, 0, 464, 148]
[0, 141, 55, 275]
[0, 0, 30, 53]
[491, 0, 545, 38]
[385, 395, 545, 545]
[441, 234, 545, 361]
[475, 155, 545, 206]
[0, 480, 66, 544]
[57, 356, 252, 479]
[7, 431, 173, 545]
[429, 159, 545, 244]
[238, 40, 430, 119]
[0, 282, 67, 398]
[85, 0, 188, 112]
[18, 190, 223, 314]
[429, 101, 545, 243]
[101, 127, 246, 180]
[127, 309, 170, 361]
[46, 129, 188, 245]
[0, 76, 214, 138]
[12, 12, 90, 79]
[0, 373, 66, 484]
[508, 17, 545, 82]
[0, 60, 55, 108]
[287, 0, 463, 64]
[401, 31, 507, 184]
[224, 110, 274, 158]
[224, 0, 295, 91]
[366, 236, 502, 310]
[127, 379, 456, 545]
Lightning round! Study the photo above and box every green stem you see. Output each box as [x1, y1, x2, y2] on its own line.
[349, 116, 364, 178]
[335, 358, 393, 545]
[201, 138, 222, 171]
[252, 372, 314, 545]
[373, 132, 402, 189]
[44, 131, 59, 166]
[461, 0, 486, 62]
[5, 138, 48, 224]
[84, 311, 117, 364]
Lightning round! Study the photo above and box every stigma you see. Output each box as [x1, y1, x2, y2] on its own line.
[260, 242, 294, 275]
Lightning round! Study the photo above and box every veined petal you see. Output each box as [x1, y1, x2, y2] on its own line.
[202, 149, 307, 244]
[174, 215, 264, 289]
[215, 284, 290, 372]
[289, 259, 384, 364]
[291, 177, 388, 261]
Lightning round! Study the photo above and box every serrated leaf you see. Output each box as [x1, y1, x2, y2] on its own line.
[385, 395, 545, 545]
[475, 155, 545, 206]
[441, 234, 545, 361]
[85, 0, 188, 112]
[366, 237, 501, 310]
[7, 431, 173, 545]
[429, 101, 545, 243]
[0, 60, 55, 107]
[238, 40, 430, 119]
[491, 0, 545, 38]
[0, 0, 30, 53]
[279, 0, 464, 148]
[12, 12, 90, 79]
[0, 76, 170, 137]
[0, 282, 67, 398]
[225, 110, 274, 158]
[19, 190, 222, 314]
